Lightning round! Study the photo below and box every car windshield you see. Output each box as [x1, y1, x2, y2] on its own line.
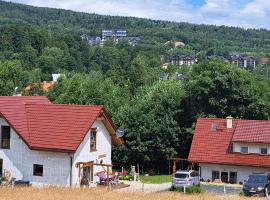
[175, 173, 188, 179]
[247, 175, 267, 183]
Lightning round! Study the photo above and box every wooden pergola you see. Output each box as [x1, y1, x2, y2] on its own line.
[76, 161, 113, 186]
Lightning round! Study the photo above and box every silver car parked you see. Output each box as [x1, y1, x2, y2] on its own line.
[172, 170, 200, 190]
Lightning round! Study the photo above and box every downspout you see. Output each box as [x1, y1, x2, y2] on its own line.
[69, 154, 73, 187]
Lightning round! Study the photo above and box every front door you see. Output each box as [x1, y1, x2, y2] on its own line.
[81, 166, 94, 185]
[0, 159, 3, 177]
[221, 171, 228, 183]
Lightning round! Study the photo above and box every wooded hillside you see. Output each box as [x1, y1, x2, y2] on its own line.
[1, 0, 270, 173]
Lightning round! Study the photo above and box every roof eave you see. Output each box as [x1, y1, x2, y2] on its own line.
[30, 146, 75, 153]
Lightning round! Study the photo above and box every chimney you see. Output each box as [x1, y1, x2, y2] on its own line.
[226, 116, 233, 129]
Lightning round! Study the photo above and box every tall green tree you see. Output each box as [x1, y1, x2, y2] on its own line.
[0, 60, 28, 95]
[185, 60, 270, 120]
[113, 81, 186, 172]
[127, 55, 148, 94]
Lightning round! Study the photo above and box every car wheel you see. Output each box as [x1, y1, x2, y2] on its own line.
[243, 190, 249, 197]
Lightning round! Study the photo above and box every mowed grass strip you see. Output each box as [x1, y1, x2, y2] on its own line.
[0, 187, 260, 200]
[139, 175, 172, 184]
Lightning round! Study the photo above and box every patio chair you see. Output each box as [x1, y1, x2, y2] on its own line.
[97, 172, 108, 185]
[110, 174, 119, 185]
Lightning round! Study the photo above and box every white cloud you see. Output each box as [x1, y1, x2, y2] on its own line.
[201, 0, 231, 13]
[4, 0, 270, 29]
[240, 0, 270, 18]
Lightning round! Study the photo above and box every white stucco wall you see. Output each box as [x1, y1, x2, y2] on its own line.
[71, 120, 112, 186]
[233, 142, 270, 154]
[200, 163, 270, 183]
[0, 118, 112, 187]
[0, 118, 71, 186]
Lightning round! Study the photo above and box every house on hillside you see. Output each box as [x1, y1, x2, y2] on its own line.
[25, 74, 64, 94]
[0, 96, 123, 187]
[230, 54, 256, 69]
[170, 55, 197, 67]
[188, 117, 270, 184]
[25, 81, 54, 93]
[101, 30, 127, 40]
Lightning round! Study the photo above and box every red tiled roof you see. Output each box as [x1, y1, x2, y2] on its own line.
[0, 96, 121, 152]
[0, 96, 52, 145]
[232, 120, 270, 144]
[188, 118, 270, 168]
[25, 104, 103, 151]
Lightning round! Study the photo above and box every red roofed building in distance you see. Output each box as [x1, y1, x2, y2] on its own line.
[25, 81, 54, 93]
[0, 96, 123, 187]
[188, 117, 270, 184]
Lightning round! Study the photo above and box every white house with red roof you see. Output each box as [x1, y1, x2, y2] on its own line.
[188, 117, 270, 184]
[0, 96, 123, 186]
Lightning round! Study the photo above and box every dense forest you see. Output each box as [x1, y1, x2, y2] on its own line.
[1, 0, 270, 173]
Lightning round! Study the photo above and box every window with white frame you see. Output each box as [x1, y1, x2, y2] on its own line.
[240, 146, 248, 154]
[260, 148, 268, 155]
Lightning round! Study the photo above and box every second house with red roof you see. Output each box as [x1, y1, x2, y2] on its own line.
[189, 117, 270, 184]
[0, 96, 123, 186]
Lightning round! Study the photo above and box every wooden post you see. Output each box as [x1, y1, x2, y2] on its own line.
[78, 165, 81, 187]
[173, 161, 176, 176]
[169, 159, 171, 175]
[107, 166, 109, 186]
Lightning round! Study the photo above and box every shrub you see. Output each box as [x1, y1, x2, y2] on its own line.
[119, 175, 133, 181]
[239, 191, 244, 196]
[175, 186, 204, 194]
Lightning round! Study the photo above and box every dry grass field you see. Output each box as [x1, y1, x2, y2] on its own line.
[0, 187, 263, 200]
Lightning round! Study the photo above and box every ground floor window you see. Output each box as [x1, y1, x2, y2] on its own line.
[33, 164, 43, 176]
[221, 171, 229, 183]
[229, 171, 237, 184]
[212, 170, 220, 181]
[0, 159, 2, 177]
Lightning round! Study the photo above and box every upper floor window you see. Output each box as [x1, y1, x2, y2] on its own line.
[90, 128, 97, 152]
[1, 126, 10, 149]
[260, 148, 268, 155]
[240, 146, 248, 154]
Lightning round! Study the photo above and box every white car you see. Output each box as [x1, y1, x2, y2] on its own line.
[172, 170, 200, 190]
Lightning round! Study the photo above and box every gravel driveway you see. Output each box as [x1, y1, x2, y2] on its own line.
[117, 181, 243, 195]
[202, 184, 242, 195]
[116, 181, 171, 193]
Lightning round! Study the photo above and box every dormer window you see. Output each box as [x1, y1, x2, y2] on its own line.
[260, 148, 268, 155]
[211, 123, 218, 130]
[240, 146, 248, 154]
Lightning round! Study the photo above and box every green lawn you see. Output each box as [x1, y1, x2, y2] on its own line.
[139, 175, 172, 184]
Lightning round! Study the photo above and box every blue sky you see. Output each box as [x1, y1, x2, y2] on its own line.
[5, 0, 270, 29]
